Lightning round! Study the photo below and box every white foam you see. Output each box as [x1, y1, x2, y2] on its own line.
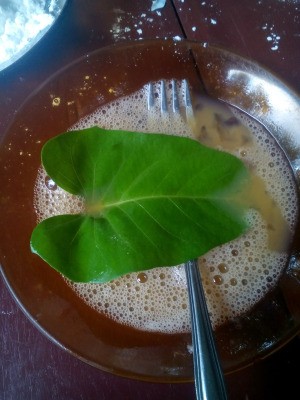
[33, 81, 298, 333]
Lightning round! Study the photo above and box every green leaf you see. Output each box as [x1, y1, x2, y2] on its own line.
[31, 127, 249, 283]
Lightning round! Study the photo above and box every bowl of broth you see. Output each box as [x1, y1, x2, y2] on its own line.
[0, 39, 300, 382]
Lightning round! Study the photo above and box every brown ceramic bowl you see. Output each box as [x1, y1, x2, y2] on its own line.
[1, 39, 300, 382]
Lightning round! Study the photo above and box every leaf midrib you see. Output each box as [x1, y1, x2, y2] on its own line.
[100, 192, 228, 211]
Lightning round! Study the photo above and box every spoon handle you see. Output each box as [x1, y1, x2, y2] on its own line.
[185, 259, 228, 400]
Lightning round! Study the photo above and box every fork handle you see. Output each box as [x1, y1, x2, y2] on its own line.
[185, 259, 228, 400]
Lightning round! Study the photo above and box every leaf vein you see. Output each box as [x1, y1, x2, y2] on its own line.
[115, 206, 160, 251]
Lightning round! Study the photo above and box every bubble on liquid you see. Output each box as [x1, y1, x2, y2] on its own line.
[137, 272, 148, 283]
[45, 176, 57, 191]
[213, 275, 224, 285]
[34, 169, 84, 221]
[218, 263, 229, 274]
[33, 80, 298, 333]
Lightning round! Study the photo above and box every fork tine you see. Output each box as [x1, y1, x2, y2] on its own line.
[160, 80, 168, 113]
[147, 79, 194, 121]
[171, 79, 180, 113]
[184, 79, 194, 121]
[147, 82, 154, 110]
[184, 79, 192, 108]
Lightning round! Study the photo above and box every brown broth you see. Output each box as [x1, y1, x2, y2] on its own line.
[1, 40, 299, 378]
[32, 82, 297, 334]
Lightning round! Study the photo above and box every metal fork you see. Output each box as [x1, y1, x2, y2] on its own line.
[147, 80, 228, 400]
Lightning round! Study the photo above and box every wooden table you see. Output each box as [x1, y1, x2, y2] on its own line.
[1, 1, 300, 399]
